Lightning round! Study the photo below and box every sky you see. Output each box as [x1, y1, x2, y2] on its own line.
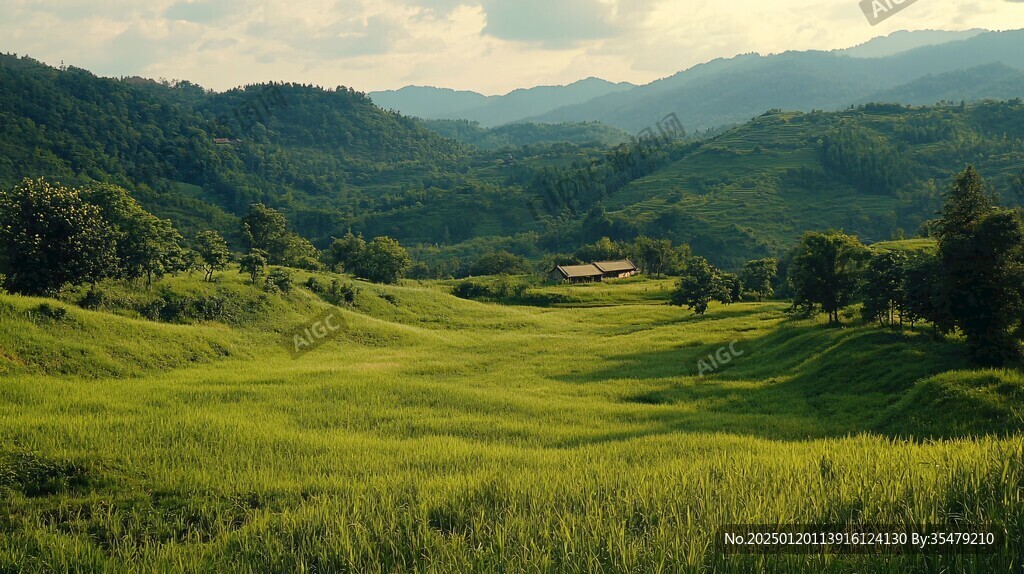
[2, 0, 1023, 95]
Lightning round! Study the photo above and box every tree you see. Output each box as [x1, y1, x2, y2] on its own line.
[325, 232, 366, 272]
[902, 253, 951, 335]
[788, 231, 868, 324]
[239, 250, 268, 285]
[0, 178, 118, 295]
[718, 272, 742, 304]
[575, 237, 623, 262]
[935, 166, 1024, 364]
[279, 233, 321, 270]
[741, 258, 778, 301]
[935, 165, 996, 241]
[354, 237, 411, 284]
[629, 236, 678, 277]
[195, 230, 230, 282]
[80, 183, 186, 287]
[671, 256, 726, 315]
[241, 203, 288, 257]
[860, 251, 907, 326]
[469, 251, 531, 276]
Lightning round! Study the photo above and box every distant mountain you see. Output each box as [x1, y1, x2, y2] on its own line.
[526, 29, 1024, 133]
[368, 86, 489, 119]
[370, 77, 635, 127]
[863, 63, 1024, 105]
[839, 29, 988, 58]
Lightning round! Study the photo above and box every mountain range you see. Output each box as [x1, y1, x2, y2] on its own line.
[370, 77, 635, 128]
[371, 29, 1024, 134]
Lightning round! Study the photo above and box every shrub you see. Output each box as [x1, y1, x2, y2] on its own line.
[331, 280, 358, 305]
[265, 269, 294, 293]
[78, 287, 108, 310]
[34, 303, 68, 321]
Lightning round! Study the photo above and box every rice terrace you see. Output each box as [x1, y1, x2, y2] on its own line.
[2, 3, 1024, 573]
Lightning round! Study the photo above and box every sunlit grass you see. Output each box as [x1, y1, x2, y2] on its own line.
[0, 274, 1021, 572]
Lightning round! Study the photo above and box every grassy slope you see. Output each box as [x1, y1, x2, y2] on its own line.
[0, 273, 1022, 572]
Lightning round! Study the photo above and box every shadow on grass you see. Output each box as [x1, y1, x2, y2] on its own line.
[555, 319, 985, 442]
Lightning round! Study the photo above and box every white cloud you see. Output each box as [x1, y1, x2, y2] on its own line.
[0, 0, 1022, 94]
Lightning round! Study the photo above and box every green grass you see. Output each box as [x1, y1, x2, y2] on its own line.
[0, 273, 1022, 572]
[870, 238, 939, 255]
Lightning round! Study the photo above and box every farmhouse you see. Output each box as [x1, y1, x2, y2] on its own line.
[550, 264, 604, 284]
[594, 260, 638, 279]
[551, 260, 638, 283]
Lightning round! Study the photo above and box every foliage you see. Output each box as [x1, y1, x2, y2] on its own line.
[0, 178, 118, 295]
[788, 231, 868, 324]
[935, 166, 1024, 365]
[741, 258, 778, 301]
[860, 251, 908, 326]
[718, 272, 742, 304]
[354, 237, 412, 284]
[239, 250, 268, 285]
[468, 251, 531, 277]
[265, 268, 294, 293]
[629, 236, 682, 278]
[670, 256, 726, 314]
[195, 230, 230, 282]
[80, 183, 188, 287]
[325, 233, 367, 273]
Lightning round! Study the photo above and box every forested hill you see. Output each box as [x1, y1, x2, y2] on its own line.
[6, 52, 1024, 272]
[0, 53, 470, 243]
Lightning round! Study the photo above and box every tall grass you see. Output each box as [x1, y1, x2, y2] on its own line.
[0, 274, 1021, 572]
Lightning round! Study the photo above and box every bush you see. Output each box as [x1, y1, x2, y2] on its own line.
[265, 269, 294, 293]
[332, 280, 358, 305]
[78, 287, 108, 310]
[305, 277, 326, 294]
[34, 303, 68, 321]
[453, 277, 528, 301]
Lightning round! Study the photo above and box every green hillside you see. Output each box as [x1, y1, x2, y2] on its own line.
[419, 119, 629, 150]
[1, 272, 1022, 571]
[596, 103, 1024, 268]
[5, 53, 1024, 271]
[0, 54, 469, 245]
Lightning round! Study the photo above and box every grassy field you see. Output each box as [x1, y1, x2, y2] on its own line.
[1, 272, 1022, 572]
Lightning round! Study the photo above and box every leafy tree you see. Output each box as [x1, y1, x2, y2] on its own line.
[279, 233, 321, 270]
[902, 253, 951, 334]
[671, 256, 726, 315]
[0, 178, 118, 295]
[325, 232, 366, 273]
[860, 251, 907, 326]
[788, 231, 868, 324]
[718, 272, 742, 304]
[195, 230, 230, 282]
[935, 166, 1024, 364]
[354, 237, 411, 284]
[629, 236, 677, 278]
[574, 237, 623, 262]
[80, 183, 186, 287]
[241, 203, 288, 259]
[469, 251, 531, 276]
[741, 258, 778, 301]
[239, 250, 268, 285]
